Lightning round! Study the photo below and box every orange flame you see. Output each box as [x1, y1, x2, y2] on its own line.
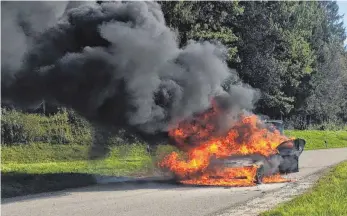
[159, 105, 292, 186]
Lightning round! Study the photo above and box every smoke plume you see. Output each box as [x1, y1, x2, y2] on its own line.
[1, 2, 258, 142]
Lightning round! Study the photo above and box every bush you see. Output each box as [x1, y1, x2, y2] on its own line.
[1, 108, 93, 145]
[1, 109, 75, 145]
[66, 109, 92, 145]
[284, 115, 347, 130]
[306, 122, 347, 131]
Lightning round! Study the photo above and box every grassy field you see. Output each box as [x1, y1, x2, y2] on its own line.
[285, 130, 347, 150]
[261, 161, 347, 216]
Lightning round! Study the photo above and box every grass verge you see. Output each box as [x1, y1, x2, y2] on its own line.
[1, 159, 154, 199]
[1, 158, 153, 199]
[2, 159, 153, 176]
[285, 130, 347, 150]
[1, 143, 89, 164]
[1, 144, 177, 198]
[261, 161, 347, 216]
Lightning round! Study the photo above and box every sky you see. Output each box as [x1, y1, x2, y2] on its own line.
[337, 1, 347, 45]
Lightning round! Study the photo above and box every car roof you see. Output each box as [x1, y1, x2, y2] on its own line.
[264, 120, 283, 124]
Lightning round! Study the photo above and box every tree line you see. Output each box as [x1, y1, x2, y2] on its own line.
[160, 1, 347, 129]
[3, 1, 347, 130]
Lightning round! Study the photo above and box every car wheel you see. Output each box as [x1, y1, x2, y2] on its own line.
[255, 165, 265, 184]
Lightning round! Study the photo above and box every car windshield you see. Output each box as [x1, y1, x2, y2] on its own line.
[266, 122, 284, 135]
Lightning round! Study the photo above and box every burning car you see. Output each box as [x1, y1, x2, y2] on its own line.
[160, 114, 306, 187]
[205, 136, 306, 184]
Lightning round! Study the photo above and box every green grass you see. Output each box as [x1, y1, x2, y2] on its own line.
[1, 108, 92, 145]
[2, 142, 152, 162]
[285, 130, 347, 150]
[1, 143, 90, 164]
[2, 154, 155, 174]
[2, 159, 153, 176]
[1, 143, 156, 176]
[261, 161, 347, 216]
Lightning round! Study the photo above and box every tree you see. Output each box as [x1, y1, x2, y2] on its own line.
[159, 1, 243, 63]
[301, 1, 347, 126]
[234, 2, 319, 118]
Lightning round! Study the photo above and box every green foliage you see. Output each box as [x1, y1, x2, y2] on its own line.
[261, 161, 347, 216]
[306, 122, 347, 131]
[234, 2, 322, 117]
[153, 144, 182, 163]
[285, 130, 347, 150]
[67, 109, 93, 145]
[1, 110, 74, 144]
[1, 108, 92, 145]
[160, 1, 243, 63]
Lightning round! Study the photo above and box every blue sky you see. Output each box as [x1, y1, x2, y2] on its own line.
[337, 1, 347, 45]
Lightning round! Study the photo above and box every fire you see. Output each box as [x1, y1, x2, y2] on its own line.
[263, 173, 293, 184]
[159, 104, 292, 187]
[181, 166, 259, 187]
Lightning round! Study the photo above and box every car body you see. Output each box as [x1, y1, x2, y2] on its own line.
[205, 120, 306, 184]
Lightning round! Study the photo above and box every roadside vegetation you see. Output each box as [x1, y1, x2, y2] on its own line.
[261, 161, 347, 216]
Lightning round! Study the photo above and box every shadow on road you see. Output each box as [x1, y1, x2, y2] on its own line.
[1, 172, 96, 201]
[1, 172, 233, 204]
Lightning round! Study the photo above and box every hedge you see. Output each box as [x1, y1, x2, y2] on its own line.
[1, 108, 92, 145]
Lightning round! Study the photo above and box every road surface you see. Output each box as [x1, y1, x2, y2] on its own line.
[2, 148, 347, 216]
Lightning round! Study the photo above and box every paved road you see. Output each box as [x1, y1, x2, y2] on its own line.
[2, 148, 347, 216]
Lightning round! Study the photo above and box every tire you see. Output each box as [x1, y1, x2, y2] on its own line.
[255, 165, 265, 184]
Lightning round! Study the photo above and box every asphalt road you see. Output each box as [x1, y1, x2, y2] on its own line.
[2, 148, 347, 216]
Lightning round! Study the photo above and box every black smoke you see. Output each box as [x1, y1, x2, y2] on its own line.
[1, 1, 259, 155]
